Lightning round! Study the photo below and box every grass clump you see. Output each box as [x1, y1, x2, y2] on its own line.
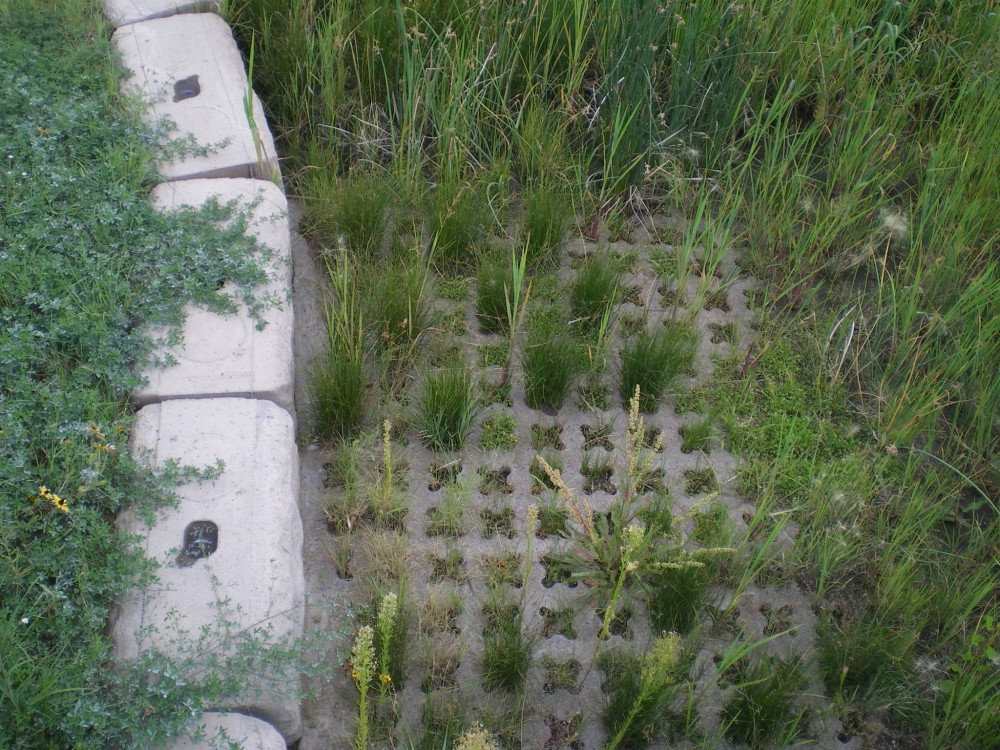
[619, 321, 698, 412]
[429, 177, 491, 272]
[720, 654, 808, 748]
[415, 369, 479, 452]
[520, 182, 569, 271]
[301, 169, 392, 258]
[475, 251, 511, 334]
[316, 255, 367, 440]
[522, 329, 581, 412]
[425, 481, 469, 538]
[570, 254, 623, 335]
[481, 596, 533, 693]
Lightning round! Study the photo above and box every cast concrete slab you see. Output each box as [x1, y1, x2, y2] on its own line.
[112, 14, 279, 181]
[102, 0, 219, 28]
[163, 713, 284, 750]
[115, 398, 303, 741]
[134, 179, 293, 413]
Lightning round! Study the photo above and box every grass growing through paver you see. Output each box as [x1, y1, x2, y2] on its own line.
[232, 0, 999, 746]
[0, 0, 292, 746]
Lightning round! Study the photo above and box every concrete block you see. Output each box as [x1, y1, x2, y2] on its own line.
[102, 0, 219, 28]
[114, 398, 303, 741]
[134, 179, 293, 413]
[163, 713, 285, 750]
[113, 14, 279, 181]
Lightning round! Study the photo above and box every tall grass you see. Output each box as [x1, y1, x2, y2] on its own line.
[229, 0, 1000, 743]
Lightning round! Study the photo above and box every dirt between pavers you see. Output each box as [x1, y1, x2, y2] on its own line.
[289, 203, 852, 750]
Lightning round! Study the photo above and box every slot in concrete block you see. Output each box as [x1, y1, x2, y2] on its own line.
[113, 14, 279, 181]
[162, 713, 284, 750]
[102, 0, 219, 28]
[134, 179, 293, 413]
[114, 398, 303, 741]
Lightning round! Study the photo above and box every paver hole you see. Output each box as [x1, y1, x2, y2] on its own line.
[172, 74, 200, 102]
[176, 520, 217, 567]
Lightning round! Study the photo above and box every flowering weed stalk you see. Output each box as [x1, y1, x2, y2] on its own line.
[350, 625, 376, 750]
[375, 592, 398, 705]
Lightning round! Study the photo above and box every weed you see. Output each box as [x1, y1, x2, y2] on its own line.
[601, 635, 684, 750]
[581, 422, 615, 451]
[530, 452, 564, 495]
[479, 506, 516, 540]
[436, 277, 470, 302]
[691, 503, 730, 545]
[478, 465, 513, 496]
[351, 625, 376, 750]
[478, 341, 508, 368]
[479, 412, 518, 451]
[619, 321, 698, 412]
[683, 467, 718, 495]
[427, 461, 462, 491]
[415, 369, 479, 452]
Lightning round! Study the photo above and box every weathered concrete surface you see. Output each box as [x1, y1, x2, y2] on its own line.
[102, 0, 219, 28]
[112, 14, 279, 181]
[163, 713, 285, 750]
[115, 398, 303, 742]
[134, 179, 294, 414]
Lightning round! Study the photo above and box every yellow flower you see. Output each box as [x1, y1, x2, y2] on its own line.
[50, 494, 68, 512]
[380, 673, 392, 684]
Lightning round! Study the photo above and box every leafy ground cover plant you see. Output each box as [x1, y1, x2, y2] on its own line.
[479, 412, 518, 451]
[0, 2, 304, 746]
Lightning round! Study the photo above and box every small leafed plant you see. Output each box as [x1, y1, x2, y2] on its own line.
[479, 412, 518, 451]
